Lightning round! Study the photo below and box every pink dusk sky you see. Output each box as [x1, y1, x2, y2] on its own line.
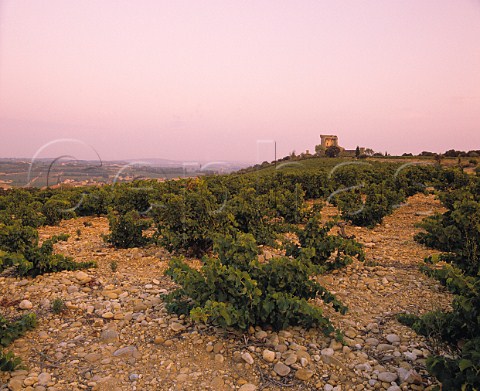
[0, 0, 479, 163]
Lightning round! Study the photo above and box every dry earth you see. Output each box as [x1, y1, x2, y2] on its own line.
[0, 193, 453, 391]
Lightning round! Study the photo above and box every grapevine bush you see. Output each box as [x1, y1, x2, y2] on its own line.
[402, 175, 480, 390]
[0, 312, 37, 371]
[286, 212, 364, 270]
[164, 233, 353, 333]
[41, 198, 75, 226]
[226, 187, 279, 246]
[106, 210, 151, 249]
[0, 222, 95, 277]
[335, 182, 405, 228]
[152, 180, 234, 256]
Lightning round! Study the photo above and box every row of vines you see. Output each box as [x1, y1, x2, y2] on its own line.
[399, 171, 480, 390]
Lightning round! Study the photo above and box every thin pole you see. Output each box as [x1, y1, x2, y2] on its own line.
[274, 141, 277, 168]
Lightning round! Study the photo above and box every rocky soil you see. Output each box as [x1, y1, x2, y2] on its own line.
[0, 193, 452, 391]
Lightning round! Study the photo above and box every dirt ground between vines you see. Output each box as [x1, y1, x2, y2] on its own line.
[1, 193, 453, 391]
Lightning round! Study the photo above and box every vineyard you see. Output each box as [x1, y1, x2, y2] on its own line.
[0, 158, 479, 390]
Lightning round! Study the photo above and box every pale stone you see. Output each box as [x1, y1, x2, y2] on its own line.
[273, 362, 291, 377]
[321, 348, 334, 357]
[210, 376, 224, 388]
[330, 340, 343, 350]
[213, 342, 223, 354]
[378, 372, 398, 382]
[169, 322, 185, 332]
[386, 334, 400, 343]
[100, 329, 118, 343]
[37, 373, 51, 386]
[8, 378, 23, 391]
[377, 344, 395, 351]
[284, 354, 297, 366]
[75, 271, 91, 283]
[113, 346, 140, 359]
[241, 352, 254, 365]
[255, 330, 268, 340]
[19, 300, 33, 310]
[262, 349, 275, 363]
[344, 328, 357, 339]
[295, 369, 314, 381]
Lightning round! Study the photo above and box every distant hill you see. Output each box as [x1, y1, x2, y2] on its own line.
[123, 158, 252, 172]
[0, 157, 252, 187]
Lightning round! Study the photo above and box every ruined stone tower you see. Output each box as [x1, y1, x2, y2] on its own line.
[320, 135, 339, 149]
